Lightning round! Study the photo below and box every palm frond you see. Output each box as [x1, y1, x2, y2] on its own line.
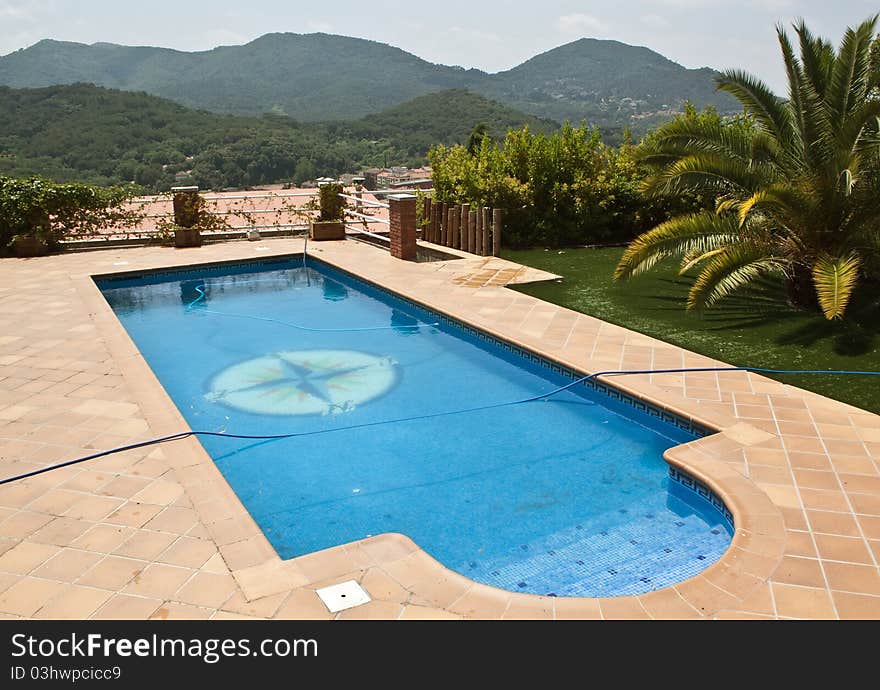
[679, 247, 727, 275]
[777, 25, 807, 162]
[687, 246, 784, 310]
[841, 99, 880, 155]
[716, 69, 792, 143]
[637, 116, 758, 164]
[736, 190, 770, 227]
[614, 212, 740, 281]
[869, 30, 880, 87]
[827, 18, 878, 129]
[811, 252, 862, 319]
[644, 153, 774, 196]
[795, 20, 836, 98]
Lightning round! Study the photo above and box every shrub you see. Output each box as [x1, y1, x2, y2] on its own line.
[317, 182, 345, 221]
[0, 176, 139, 254]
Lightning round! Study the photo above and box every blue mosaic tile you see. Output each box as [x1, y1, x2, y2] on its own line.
[451, 483, 733, 598]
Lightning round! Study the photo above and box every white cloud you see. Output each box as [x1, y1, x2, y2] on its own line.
[0, 3, 30, 19]
[557, 13, 609, 37]
[0, 0, 53, 21]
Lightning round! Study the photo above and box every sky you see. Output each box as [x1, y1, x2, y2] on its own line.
[1, 1, 877, 93]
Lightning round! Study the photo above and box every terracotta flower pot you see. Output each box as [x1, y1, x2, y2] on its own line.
[174, 227, 203, 248]
[309, 220, 345, 241]
[11, 236, 50, 257]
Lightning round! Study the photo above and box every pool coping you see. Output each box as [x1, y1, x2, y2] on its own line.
[74, 243, 785, 619]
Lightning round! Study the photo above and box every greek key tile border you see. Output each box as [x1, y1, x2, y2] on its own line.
[668, 466, 735, 528]
[94, 255, 298, 283]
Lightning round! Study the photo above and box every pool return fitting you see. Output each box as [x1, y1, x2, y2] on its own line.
[1, 366, 878, 486]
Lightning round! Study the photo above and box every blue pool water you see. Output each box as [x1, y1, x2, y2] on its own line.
[98, 257, 733, 597]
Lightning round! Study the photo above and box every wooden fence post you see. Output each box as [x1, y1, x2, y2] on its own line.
[475, 208, 483, 256]
[450, 206, 459, 248]
[459, 204, 469, 251]
[422, 197, 431, 242]
[492, 208, 502, 256]
[468, 210, 476, 254]
[481, 207, 490, 256]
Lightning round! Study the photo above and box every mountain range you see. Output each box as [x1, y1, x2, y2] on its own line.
[0, 33, 738, 130]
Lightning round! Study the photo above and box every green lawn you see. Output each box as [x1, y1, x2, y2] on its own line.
[503, 247, 880, 414]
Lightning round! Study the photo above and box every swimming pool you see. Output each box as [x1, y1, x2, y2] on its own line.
[97, 257, 733, 597]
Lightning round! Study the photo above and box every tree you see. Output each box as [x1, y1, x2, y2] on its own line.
[614, 17, 880, 320]
[292, 158, 316, 186]
[467, 123, 490, 155]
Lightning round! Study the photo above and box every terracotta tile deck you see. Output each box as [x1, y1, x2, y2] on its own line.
[0, 237, 878, 619]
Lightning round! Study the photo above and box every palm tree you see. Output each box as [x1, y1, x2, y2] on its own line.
[615, 17, 880, 319]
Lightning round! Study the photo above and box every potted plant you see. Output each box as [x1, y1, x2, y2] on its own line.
[309, 181, 346, 241]
[171, 186, 204, 248]
[10, 230, 51, 257]
[173, 224, 203, 248]
[9, 209, 53, 256]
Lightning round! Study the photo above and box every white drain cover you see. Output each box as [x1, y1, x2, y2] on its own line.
[316, 580, 371, 613]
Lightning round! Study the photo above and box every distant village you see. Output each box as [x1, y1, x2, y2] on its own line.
[171, 165, 433, 192]
[340, 166, 433, 190]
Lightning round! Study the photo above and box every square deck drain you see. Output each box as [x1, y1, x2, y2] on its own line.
[315, 580, 371, 613]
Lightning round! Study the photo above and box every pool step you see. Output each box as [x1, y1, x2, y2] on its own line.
[455, 507, 730, 598]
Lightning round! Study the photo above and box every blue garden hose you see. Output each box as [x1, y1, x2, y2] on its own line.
[1, 365, 877, 486]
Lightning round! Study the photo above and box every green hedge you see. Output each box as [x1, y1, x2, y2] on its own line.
[429, 123, 704, 248]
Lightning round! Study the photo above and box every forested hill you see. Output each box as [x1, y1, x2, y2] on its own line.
[352, 89, 556, 157]
[0, 84, 555, 190]
[482, 38, 734, 129]
[0, 33, 738, 130]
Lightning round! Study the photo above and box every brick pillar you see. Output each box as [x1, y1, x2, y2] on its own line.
[389, 193, 417, 261]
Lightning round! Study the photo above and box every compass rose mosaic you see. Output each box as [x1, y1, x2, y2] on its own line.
[205, 350, 399, 416]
